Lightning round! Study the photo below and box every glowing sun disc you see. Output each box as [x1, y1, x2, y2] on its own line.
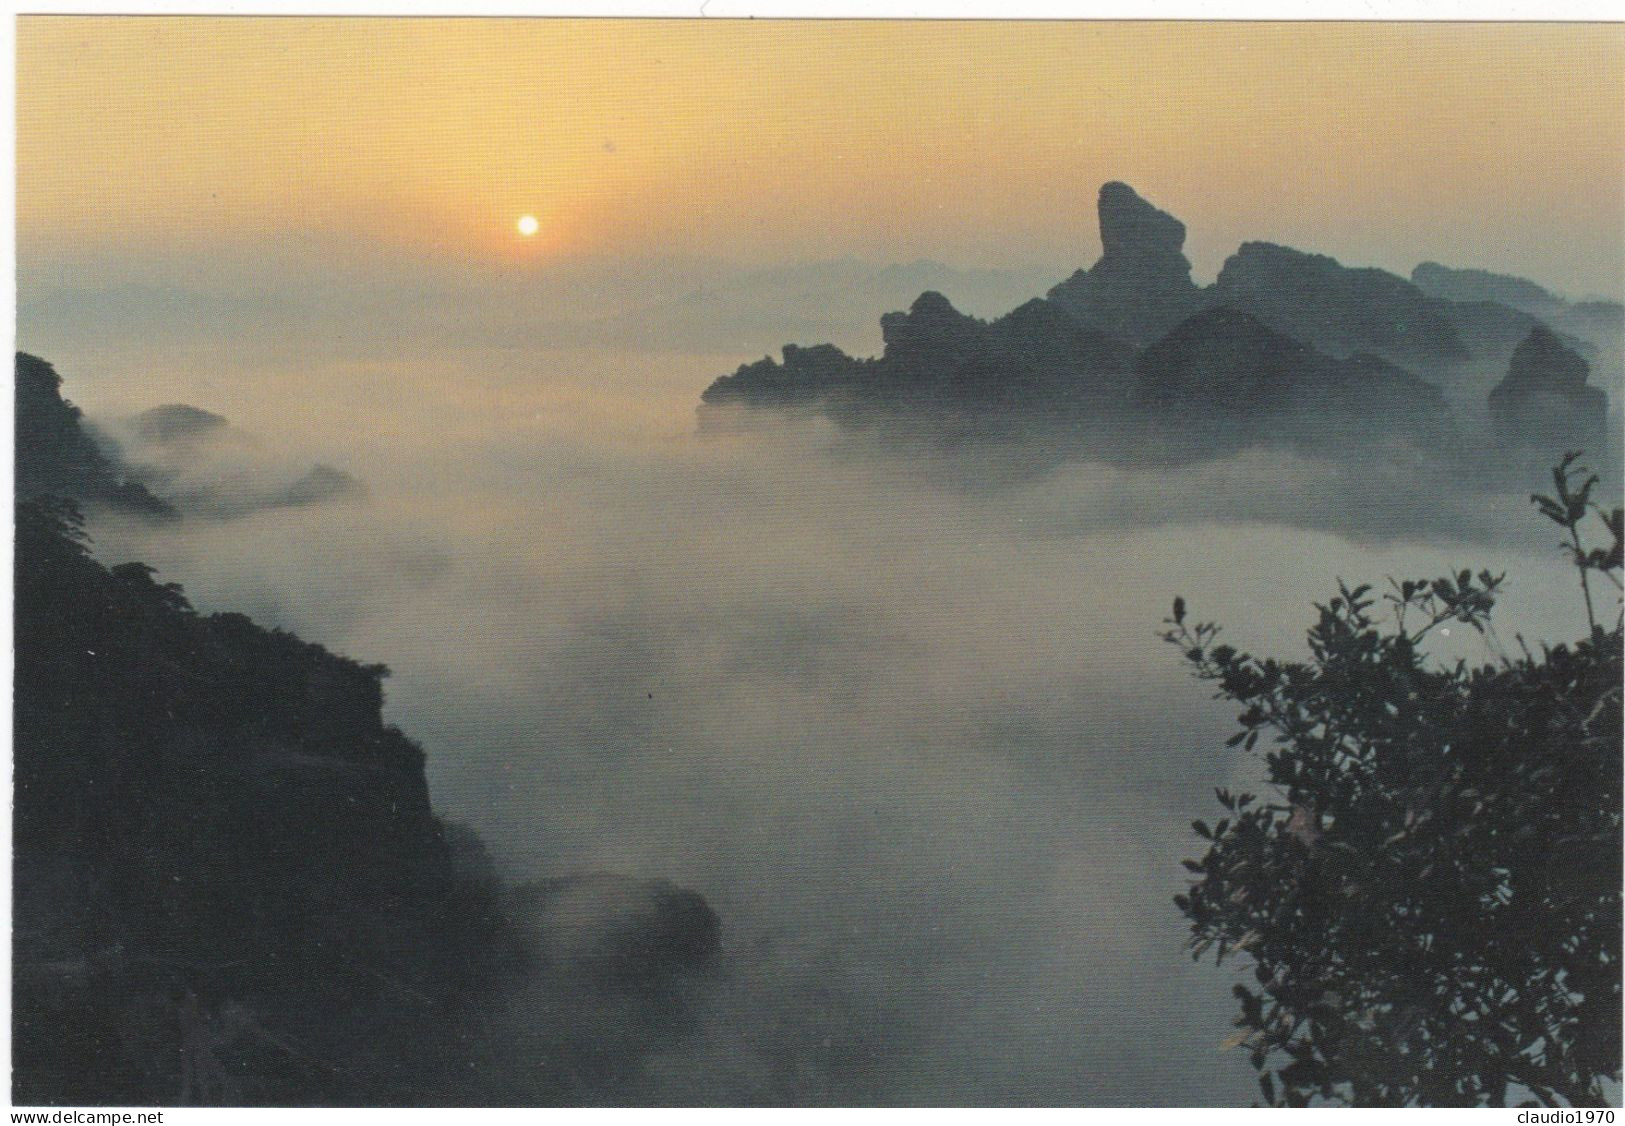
[517, 215, 540, 237]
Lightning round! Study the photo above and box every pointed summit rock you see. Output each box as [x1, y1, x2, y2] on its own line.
[1097, 180, 1188, 260]
[1504, 325, 1591, 392]
[1047, 183, 1203, 345]
[1488, 325, 1608, 448]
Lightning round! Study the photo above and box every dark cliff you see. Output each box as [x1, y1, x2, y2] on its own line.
[14, 359, 724, 1106]
[12, 497, 501, 1104]
[16, 352, 173, 518]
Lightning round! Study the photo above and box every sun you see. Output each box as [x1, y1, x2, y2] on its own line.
[516, 214, 540, 237]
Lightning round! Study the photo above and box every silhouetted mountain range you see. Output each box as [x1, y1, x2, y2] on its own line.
[701, 182, 1616, 461]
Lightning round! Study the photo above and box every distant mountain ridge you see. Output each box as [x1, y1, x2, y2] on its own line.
[1413, 261, 1568, 316]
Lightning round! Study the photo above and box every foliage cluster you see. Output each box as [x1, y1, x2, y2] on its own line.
[1170, 455, 1623, 1107]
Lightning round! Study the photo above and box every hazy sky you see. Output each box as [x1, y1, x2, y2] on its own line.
[17, 18, 1625, 296]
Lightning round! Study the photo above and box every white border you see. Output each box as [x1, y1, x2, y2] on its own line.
[3, 3, 1620, 1121]
[6, 0, 1625, 20]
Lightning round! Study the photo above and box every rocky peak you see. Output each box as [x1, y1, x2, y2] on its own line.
[1047, 182, 1202, 345]
[907, 289, 960, 319]
[1134, 307, 1316, 409]
[1488, 324, 1605, 448]
[879, 290, 986, 365]
[1097, 180, 1189, 263]
[1488, 325, 1607, 449]
[1502, 325, 1591, 393]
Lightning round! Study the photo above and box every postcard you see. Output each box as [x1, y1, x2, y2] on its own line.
[13, 17, 1623, 1109]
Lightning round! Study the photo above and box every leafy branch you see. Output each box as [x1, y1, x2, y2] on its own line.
[1166, 459, 1623, 1107]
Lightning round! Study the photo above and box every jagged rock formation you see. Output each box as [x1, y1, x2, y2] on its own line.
[16, 352, 173, 518]
[1046, 182, 1204, 345]
[702, 342, 866, 413]
[1045, 185, 1556, 369]
[877, 289, 987, 379]
[1134, 307, 1454, 447]
[1211, 243, 1469, 365]
[698, 179, 1620, 464]
[702, 287, 1453, 458]
[703, 290, 1133, 425]
[705, 294, 1454, 457]
[1488, 326, 1609, 449]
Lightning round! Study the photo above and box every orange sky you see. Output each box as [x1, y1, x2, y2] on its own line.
[17, 18, 1625, 294]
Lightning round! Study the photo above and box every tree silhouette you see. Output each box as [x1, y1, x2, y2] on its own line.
[1168, 455, 1622, 1107]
